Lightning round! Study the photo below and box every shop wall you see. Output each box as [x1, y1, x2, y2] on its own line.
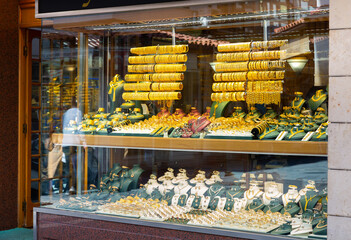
[328, 0, 351, 239]
[0, 0, 19, 230]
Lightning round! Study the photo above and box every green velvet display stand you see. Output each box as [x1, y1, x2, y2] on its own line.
[210, 101, 230, 118]
[129, 164, 144, 189]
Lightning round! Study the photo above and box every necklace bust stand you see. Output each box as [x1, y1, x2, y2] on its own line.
[282, 185, 301, 206]
[171, 169, 191, 204]
[144, 174, 160, 195]
[308, 89, 327, 112]
[127, 108, 145, 123]
[285, 125, 306, 141]
[172, 108, 185, 119]
[312, 218, 327, 236]
[262, 184, 282, 205]
[244, 182, 263, 206]
[134, 186, 149, 199]
[93, 108, 106, 120]
[287, 109, 302, 124]
[150, 188, 163, 201]
[205, 171, 226, 197]
[157, 107, 171, 118]
[188, 107, 201, 118]
[232, 107, 246, 119]
[207, 182, 226, 198]
[259, 125, 280, 140]
[109, 191, 122, 202]
[311, 123, 328, 141]
[313, 108, 328, 125]
[202, 106, 211, 118]
[128, 164, 144, 190]
[263, 198, 283, 213]
[261, 107, 277, 121]
[108, 74, 125, 113]
[190, 182, 208, 196]
[200, 196, 211, 210]
[299, 186, 321, 214]
[161, 189, 175, 205]
[191, 195, 203, 209]
[174, 179, 191, 195]
[158, 169, 175, 196]
[109, 163, 122, 180]
[159, 179, 175, 196]
[246, 198, 265, 212]
[119, 167, 133, 192]
[109, 108, 127, 121]
[225, 184, 245, 200]
[245, 107, 261, 122]
[99, 174, 110, 191]
[301, 116, 319, 132]
[291, 92, 306, 112]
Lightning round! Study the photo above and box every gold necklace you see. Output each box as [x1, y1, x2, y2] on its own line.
[249, 203, 264, 211]
[213, 103, 219, 118]
[245, 189, 259, 200]
[130, 168, 141, 178]
[311, 93, 326, 102]
[288, 128, 305, 139]
[259, 127, 277, 139]
[316, 131, 326, 139]
[292, 98, 305, 110]
[210, 186, 224, 196]
[303, 194, 317, 211]
[315, 220, 327, 229]
[227, 190, 241, 199]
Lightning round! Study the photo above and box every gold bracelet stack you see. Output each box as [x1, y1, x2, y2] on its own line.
[128, 65, 155, 73]
[124, 44, 189, 101]
[122, 92, 150, 101]
[152, 73, 184, 82]
[212, 82, 245, 92]
[149, 92, 182, 100]
[247, 71, 285, 81]
[155, 54, 187, 63]
[128, 56, 156, 64]
[124, 82, 152, 91]
[158, 45, 189, 54]
[211, 92, 246, 102]
[213, 72, 247, 82]
[151, 83, 183, 91]
[217, 43, 251, 52]
[216, 52, 250, 62]
[247, 81, 283, 92]
[213, 40, 287, 105]
[125, 74, 152, 82]
[130, 46, 158, 55]
[246, 91, 281, 105]
[154, 64, 187, 73]
[215, 62, 249, 72]
[217, 40, 287, 53]
[251, 40, 288, 50]
[249, 50, 285, 60]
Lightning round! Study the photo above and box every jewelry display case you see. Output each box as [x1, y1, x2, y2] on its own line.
[35, 0, 329, 239]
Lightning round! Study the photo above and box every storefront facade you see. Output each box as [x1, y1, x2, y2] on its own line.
[0, 0, 349, 239]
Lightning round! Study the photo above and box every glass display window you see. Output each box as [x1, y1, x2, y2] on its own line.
[39, 0, 329, 238]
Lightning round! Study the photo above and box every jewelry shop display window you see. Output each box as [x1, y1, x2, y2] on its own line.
[38, 0, 329, 239]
